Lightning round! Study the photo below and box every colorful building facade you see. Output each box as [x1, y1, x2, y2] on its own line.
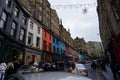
[25, 17, 42, 64]
[41, 27, 52, 63]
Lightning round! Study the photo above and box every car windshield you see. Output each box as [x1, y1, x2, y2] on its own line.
[76, 64, 85, 68]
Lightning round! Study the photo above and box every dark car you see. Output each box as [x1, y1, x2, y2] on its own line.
[43, 63, 56, 71]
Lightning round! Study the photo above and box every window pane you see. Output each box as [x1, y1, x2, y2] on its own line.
[0, 11, 7, 29]
[0, 20, 4, 29]
[1, 12, 7, 21]
[22, 16, 27, 24]
[44, 32, 46, 37]
[20, 35, 24, 41]
[40, 7, 42, 11]
[39, 15, 42, 21]
[10, 22, 16, 36]
[37, 26, 40, 34]
[28, 32, 33, 45]
[21, 29, 24, 35]
[10, 29, 14, 35]
[36, 37, 40, 47]
[30, 21, 33, 29]
[14, 7, 19, 17]
[20, 28, 25, 41]
[12, 22, 16, 29]
[28, 4, 32, 11]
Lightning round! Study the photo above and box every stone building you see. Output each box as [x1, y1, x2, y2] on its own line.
[0, 0, 30, 65]
[73, 37, 87, 53]
[97, 0, 120, 78]
[87, 41, 104, 59]
[51, 9, 59, 36]
[19, 0, 51, 30]
[25, 17, 42, 64]
[59, 23, 66, 42]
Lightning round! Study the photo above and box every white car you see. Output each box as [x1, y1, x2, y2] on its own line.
[73, 63, 88, 76]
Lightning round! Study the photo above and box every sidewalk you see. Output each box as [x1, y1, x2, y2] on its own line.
[101, 65, 114, 80]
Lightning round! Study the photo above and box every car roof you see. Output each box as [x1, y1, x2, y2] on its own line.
[14, 72, 92, 80]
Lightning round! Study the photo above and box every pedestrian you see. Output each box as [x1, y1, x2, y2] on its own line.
[71, 62, 75, 70]
[0, 60, 7, 80]
[13, 60, 20, 73]
[4, 61, 14, 80]
[100, 60, 107, 71]
[91, 61, 97, 70]
[33, 61, 38, 67]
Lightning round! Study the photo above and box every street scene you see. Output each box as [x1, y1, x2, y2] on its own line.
[0, 0, 120, 80]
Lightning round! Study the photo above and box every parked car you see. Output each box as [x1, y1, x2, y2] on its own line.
[17, 65, 43, 73]
[7, 72, 92, 80]
[43, 63, 57, 71]
[73, 63, 88, 76]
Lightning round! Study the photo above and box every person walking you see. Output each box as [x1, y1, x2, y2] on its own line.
[0, 60, 7, 80]
[100, 60, 107, 71]
[13, 60, 20, 73]
[4, 61, 14, 80]
[91, 61, 97, 70]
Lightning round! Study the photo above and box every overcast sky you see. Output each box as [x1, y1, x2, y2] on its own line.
[48, 0, 101, 42]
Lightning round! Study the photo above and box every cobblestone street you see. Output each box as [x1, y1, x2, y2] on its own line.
[84, 63, 104, 80]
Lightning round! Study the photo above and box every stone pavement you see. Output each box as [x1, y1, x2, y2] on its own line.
[101, 65, 114, 80]
[96, 69, 104, 80]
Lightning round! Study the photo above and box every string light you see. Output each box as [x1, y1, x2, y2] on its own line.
[51, 3, 97, 9]
[51, 3, 97, 14]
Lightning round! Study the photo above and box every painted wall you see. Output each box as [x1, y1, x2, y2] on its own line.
[78, 54, 84, 62]
[65, 45, 69, 57]
[52, 35, 59, 53]
[26, 18, 42, 49]
[42, 27, 52, 52]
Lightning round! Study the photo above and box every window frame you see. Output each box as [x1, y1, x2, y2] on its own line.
[43, 40, 47, 50]
[22, 15, 27, 25]
[44, 31, 46, 38]
[19, 28, 25, 41]
[28, 32, 33, 45]
[36, 37, 40, 48]
[37, 26, 40, 34]
[28, 3, 32, 11]
[10, 21, 17, 37]
[0, 11, 7, 29]
[14, 7, 19, 17]
[29, 21, 33, 30]
[48, 43, 51, 52]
